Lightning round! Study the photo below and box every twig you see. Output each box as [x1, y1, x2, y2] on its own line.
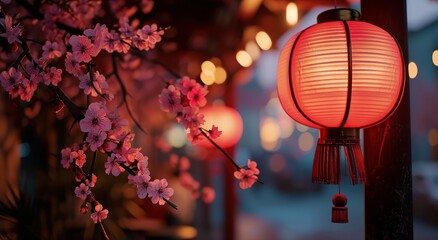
[199, 128, 241, 170]
[111, 53, 148, 135]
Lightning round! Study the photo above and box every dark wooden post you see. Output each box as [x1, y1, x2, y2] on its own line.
[361, 0, 413, 239]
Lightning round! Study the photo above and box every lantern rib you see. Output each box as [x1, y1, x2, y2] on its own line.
[287, 27, 327, 128]
[339, 20, 353, 128]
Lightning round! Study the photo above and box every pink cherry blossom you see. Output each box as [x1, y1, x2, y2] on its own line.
[42, 67, 62, 86]
[132, 174, 151, 199]
[0, 67, 22, 92]
[78, 71, 108, 97]
[187, 128, 205, 145]
[137, 24, 163, 49]
[102, 30, 128, 53]
[175, 77, 197, 95]
[60, 147, 72, 168]
[74, 183, 91, 200]
[65, 52, 83, 77]
[79, 102, 112, 133]
[104, 153, 124, 176]
[18, 78, 38, 102]
[90, 204, 108, 224]
[84, 23, 108, 51]
[86, 173, 97, 188]
[147, 179, 174, 205]
[186, 85, 208, 108]
[234, 168, 258, 189]
[42, 41, 63, 59]
[136, 152, 150, 175]
[179, 156, 190, 172]
[107, 108, 128, 134]
[208, 125, 222, 139]
[158, 84, 182, 113]
[118, 17, 135, 39]
[85, 131, 107, 151]
[202, 186, 215, 203]
[131, 35, 148, 50]
[72, 150, 86, 168]
[247, 159, 260, 175]
[0, 15, 22, 44]
[68, 35, 99, 63]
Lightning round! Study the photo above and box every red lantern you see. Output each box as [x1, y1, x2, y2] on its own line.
[197, 105, 243, 149]
[277, 8, 404, 222]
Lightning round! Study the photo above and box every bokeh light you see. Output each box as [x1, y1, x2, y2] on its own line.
[201, 60, 216, 76]
[298, 132, 314, 152]
[214, 66, 227, 84]
[236, 50, 253, 67]
[286, 2, 298, 26]
[245, 41, 261, 60]
[433, 50, 438, 66]
[260, 117, 280, 151]
[165, 124, 187, 148]
[408, 61, 418, 79]
[295, 122, 309, 133]
[255, 31, 272, 50]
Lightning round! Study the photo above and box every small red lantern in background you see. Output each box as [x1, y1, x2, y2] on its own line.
[277, 8, 405, 223]
[197, 105, 243, 149]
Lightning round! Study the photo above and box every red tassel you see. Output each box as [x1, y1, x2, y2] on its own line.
[332, 194, 348, 223]
[312, 128, 366, 185]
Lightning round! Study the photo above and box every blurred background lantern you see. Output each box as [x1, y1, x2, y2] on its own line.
[197, 105, 244, 149]
[277, 8, 405, 223]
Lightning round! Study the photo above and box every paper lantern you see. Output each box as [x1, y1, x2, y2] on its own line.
[198, 105, 243, 149]
[277, 8, 404, 222]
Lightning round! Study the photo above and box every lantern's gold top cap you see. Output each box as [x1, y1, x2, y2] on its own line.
[317, 8, 360, 23]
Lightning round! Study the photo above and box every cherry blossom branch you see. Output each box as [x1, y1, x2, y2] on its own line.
[199, 128, 241, 170]
[111, 53, 148, 134]
[49, 85, 84, 122]
[17, 0, 83, 35]
[199, 128, 264, 185]
[99, 221, 110, 240]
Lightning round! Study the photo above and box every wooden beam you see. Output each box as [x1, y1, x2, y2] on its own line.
[361, 0, 413, 239]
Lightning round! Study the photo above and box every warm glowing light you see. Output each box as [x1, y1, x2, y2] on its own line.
[433, 50, 438, 66]
[165, 124, 187, 148]
[408, 62, 418, 79]
[214, 66, 227, 84]
[200, 72, 215, 85]
[236, 50, 253, 67]
[298, 132, 314, 152]
[260, 117, 280, 143]
[245, 41, 261, 60]
[429, 128, 438, 147]
[265, 97, 295, 138]
[255, 31, 272, 50]
[175, 226, 198, 239]
[269, 154, 286, 172]
[277, 20, 404, 128]
[197, 105, 243, 148]
[201, 60, 216, 76]
[286, 2, 298, 26]
[262, 140, 279, 151]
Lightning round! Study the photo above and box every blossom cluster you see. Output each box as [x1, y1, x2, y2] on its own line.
[158, 76, 221, 144]
[234, 160, 260, 189]
[61, 101, 175, 221]
[0, 0, 262, 233]
[0, 4, 172, 226]
[0, 11, 164, 102]
[169, 154, 215, 203]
